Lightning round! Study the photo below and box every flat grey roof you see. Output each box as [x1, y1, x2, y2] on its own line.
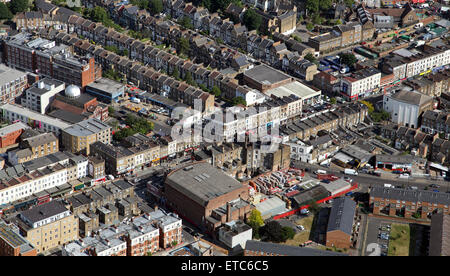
[63, 118, 110, 137]
[86, 78, 125, 95]
[265, 81, 321, 99]
[376, 154, 414, 164]
[244, 64, 291, 85]
[0, 64, 27, 86]
[166, 162, 244, 206]
[0, 122, 29, 137]
[388, 90, 433, 106]
[1, 103, 71, 130]
[245, 240, 347, 256]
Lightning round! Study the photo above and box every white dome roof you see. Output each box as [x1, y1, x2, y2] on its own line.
[65, 84, 81, 98]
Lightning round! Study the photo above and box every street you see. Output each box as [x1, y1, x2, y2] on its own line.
[291, 160, 450, 193]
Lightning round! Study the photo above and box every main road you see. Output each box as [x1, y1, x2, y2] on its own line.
[291, 161, 450, 193]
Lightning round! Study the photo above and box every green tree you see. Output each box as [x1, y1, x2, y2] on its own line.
[108, 106, 115, 114]
[122, 49, 129, 57]
[178, 37, 190, 56]
[232, 96, 246, 106]
[281, 226, 296, 241]
[172, 67, 180, 80]
[339, 53, 358, 67]
[88, 6, 109, 23]
[260, 221, 285, 243]
[336, 19, 342, 25]
[330, 97, 337, 105]
[104, 45, 119, 54]
[9, 0, 29, 14]
[319, 0, 332, 11]
[247, 209, 264, 238]
[306, 22, 314, 31]
[292, 35, 302, 42]
[0, 3, 13, 20]
[306, 0, 319, 14]
[304, 53, 318, 65]
[149, 0, 163, 15]
[178, 16, 194, 29]
[344, 0, 354, 7]
[131, 0, 149, 9]
[199, 83, 209, 92]
[184, 71, 195, 86]
[211, 86, 221, 98]
[312, 14, 323, 25]
[360, 100, 374, 113]
[307, 200, 321, 214]
[243, 8, 262, 31]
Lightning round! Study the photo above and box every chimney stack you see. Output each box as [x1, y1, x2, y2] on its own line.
[226, 202, 232, 223]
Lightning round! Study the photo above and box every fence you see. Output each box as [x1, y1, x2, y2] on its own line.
[273, 183, 359, 220]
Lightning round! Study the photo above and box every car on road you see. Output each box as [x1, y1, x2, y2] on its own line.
[429, 184, 440, 188]
[433, 189, 440, 193]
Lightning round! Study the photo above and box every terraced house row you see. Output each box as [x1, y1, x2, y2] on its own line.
[36, 28, 216, 112]
[77, 0, 314, 79]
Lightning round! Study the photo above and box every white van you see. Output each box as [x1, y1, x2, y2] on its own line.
[314, 169, 327, 175]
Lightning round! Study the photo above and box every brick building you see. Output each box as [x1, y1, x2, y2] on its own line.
[429, 213, 450, 256]
[3, 32, 101, 88]
[8, 132, 59, 165]
[244, 240, 347, 256]
[326, 197, 356, 249]
[15, 200, 78, 254]
[0, 64, 28, 105]
[0, 220, 37, 256]
[61, 118, 111, 155]
[370, 186, 450, 219]
[0, 122, 29, 149]
[165, 162, 253, 233]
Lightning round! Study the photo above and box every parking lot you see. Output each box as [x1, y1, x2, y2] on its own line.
[364, 217, 392, 256]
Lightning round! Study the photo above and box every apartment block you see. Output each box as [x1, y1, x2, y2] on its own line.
[0, 220, 37, 256]
[61, 118, 111, 155]
[370, 186, 450, 219]
[21, 78, 65, 114]
[0, 103, 71, 136]
[340, 68, 381, 101]
[3, 32, 101, 88]
[15, 200, 78, 254]
[8, 132, 59, 165]
[0, 64, 28, 105]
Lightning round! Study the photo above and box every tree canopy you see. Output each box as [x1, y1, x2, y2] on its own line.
[178, 16, 194, 29]
[184, 71, 196, 86]
[306, 0, 319, 14]
[130, 0, 149, 10]
[211, 86, 221, 98]
[177, 37, 190, 56]
[243, 8, 262, 31]
[259, 221, 295, 243]
[0, 3, 13, 20]
[232, 96, 246, 106]
[149, 0, 163, 15]
[9, 0, 29, 14]
[113, 114, 154, 141]
[339, 53, 358, 67]
[304, 53, 318, 65]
